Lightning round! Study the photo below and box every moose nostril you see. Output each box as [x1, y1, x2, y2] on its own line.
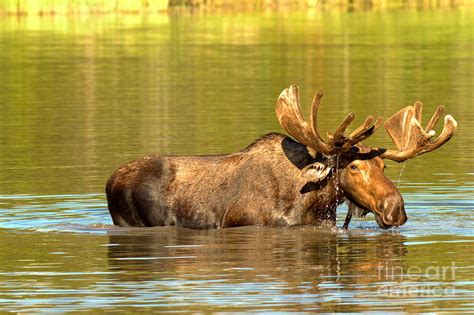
[377, 200, 388, 212]
[378, 199, 392, 211]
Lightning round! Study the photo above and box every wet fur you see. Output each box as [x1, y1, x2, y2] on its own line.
[106, 133, 344, 229]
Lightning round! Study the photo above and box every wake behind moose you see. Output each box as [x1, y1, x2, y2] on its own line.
[106, 85, 457, 229]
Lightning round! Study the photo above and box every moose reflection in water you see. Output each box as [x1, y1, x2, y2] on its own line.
[106, 85, 457, 229]
[107, 227, 407, 287]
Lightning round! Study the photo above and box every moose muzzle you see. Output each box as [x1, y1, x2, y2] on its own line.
[375, 194, 407, 228]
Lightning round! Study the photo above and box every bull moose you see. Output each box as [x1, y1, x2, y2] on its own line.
[106, 85, 457, 229]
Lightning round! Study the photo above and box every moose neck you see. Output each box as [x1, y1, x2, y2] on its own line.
[302, 167, 346, 226]
[281, 136, 346, 226]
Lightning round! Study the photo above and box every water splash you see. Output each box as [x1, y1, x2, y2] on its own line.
[397, 161, 408, 186]
[333, 155, 340, 192]
[329, 155, 341, 221]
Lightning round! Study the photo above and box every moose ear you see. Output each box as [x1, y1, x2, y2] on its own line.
[300, 162, 330, 183]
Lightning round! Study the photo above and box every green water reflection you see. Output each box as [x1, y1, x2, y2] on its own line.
[0, 8, 473, 313]
[1, 9, 472, 195]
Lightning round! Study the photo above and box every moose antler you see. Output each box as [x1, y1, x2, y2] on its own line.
[276, 85, 383, 156]
[380, 102, 457, 162]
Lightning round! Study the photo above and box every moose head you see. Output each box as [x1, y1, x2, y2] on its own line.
[276, 85, 457, 229]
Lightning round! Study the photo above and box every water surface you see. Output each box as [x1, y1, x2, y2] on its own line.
[0, 8, 473, 313]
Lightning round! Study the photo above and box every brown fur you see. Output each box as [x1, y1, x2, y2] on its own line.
[107, 133, 345, 229]
[106, 133, 405, 229]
